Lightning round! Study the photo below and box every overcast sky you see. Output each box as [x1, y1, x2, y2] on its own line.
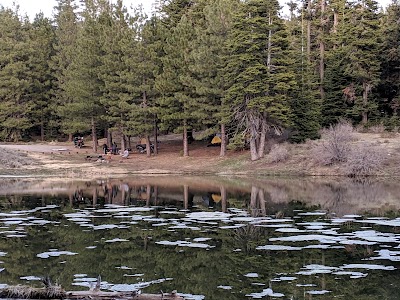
[0, 0, 393, 20]
[0, 0, 156, 19]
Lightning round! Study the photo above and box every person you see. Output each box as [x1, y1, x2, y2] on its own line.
[112, 142, 117, 155]
[102, 144, 109, 154]
[121, 149, 129, 159]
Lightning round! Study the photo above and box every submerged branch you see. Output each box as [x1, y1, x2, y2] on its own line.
[0, 286, 185, 300]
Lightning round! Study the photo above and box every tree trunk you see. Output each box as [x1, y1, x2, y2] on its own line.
[121, 135, 126, 152]
[153, 186, 158, 206]
[267, 14, 272, 71]
[362, 81, 371, 124]
[40, 119, 45, 141]
[220, 185, 227, 213]
[153, 117, 158, 155]
[91, 117, 97, 153]
[258, 188, 266, 216]
[92, 189, 98, 206]
[183, 184, 189, 209]
[307, 0, 311, 60]
[183, 122, 189, 157]
[257, 117, 267, 158]
[220, 123, 226, 157]
[249, 136, 259, 161]
[127, 136, 131, 150]
[145, 135, 151, 157]
[107, 130, 112, 147]
[146, 184, 151, 206]
[250, 186, 259, 217]
[69, 133, 73, 143]
[319, 0, 326, 100]
[249, 122, 260, 161]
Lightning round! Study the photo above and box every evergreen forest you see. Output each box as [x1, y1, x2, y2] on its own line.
[0, 0, 399, 161]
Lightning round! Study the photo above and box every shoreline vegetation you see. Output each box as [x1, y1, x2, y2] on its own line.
[1, 124, 400, 179]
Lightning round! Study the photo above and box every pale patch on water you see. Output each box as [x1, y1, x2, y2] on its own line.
[123, 273, 144, 277]
[178, 293, 205, 300]
[246, 288, 284, 298]
[298, 211, 326, 216]
[307, 290, 331, 295]
[185, 211, 232, 222]
[105, 238, 129, 243]
[20, 276, 42, 281]
[270, 234, 341, 244]
[219, 224, 246, 229]
[369, 249, 400, 262]
[95, 206, 153, 213]
[6, 233, 26, 238]
[256, 245, 302, 251]
[67, 218, 91, 222]
[341, 263, 396, 271]
[193, 237, 212, 242]
[296, 284, 316, 287]
[109, 278, 171, 292]
[89, 224, 129, 230]
[116, 266, 132, 270]
[244, 273, 259, 278]
[156, 240, 214, 249]
[273, 276, 297, 281]
[357, 219, 400, 227]
[274, 227, 305, 233]
[37, 250, 78, 259]
[217, 285, 232, 290]
[296, 265, 339, 275]
[332, 271, 368, 278]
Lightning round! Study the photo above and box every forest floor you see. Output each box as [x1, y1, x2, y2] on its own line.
[1, 131, 400, 179]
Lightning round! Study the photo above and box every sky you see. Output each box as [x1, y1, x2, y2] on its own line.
[0, 0, 393, 20]
[0, 0, 157, 19]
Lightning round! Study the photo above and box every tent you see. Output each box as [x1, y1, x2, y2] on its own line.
[207, 134, 222, 147]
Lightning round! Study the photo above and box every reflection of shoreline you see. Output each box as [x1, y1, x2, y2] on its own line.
[1, 176, 400, 215]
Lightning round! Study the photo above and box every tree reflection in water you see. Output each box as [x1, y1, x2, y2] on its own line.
[1, 176, 400, 299]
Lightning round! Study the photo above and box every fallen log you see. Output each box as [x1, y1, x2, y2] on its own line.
[66, 290, 185, 300]
[0, 287, 185, 300]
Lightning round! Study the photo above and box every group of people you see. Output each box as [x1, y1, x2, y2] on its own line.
[102, 142, 129, 159]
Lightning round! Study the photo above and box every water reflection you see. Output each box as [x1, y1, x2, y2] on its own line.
[0, 176, 398, 216]
[1, 176, 400, 299]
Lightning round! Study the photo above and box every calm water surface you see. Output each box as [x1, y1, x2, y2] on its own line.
[0, 176, 400, 299]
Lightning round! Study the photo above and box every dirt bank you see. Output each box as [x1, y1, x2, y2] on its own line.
[1, 131, 400, 179]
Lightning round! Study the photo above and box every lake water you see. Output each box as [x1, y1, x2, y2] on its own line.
[0, 176, 400, 299]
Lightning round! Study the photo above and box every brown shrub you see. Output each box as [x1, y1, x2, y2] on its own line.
[268, 143, 289, 163]
[312, 120, 355, 165]
[344, 142, 387, 176]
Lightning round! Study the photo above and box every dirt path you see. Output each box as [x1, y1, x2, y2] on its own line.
[0, 138, 247, 178]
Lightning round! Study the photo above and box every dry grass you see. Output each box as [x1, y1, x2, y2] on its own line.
[0, 148, 38, 168]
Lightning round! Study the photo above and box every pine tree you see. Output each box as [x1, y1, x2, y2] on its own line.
[0, 8, 35, 141]
[377, 0, 400, 125]
[29, 13, 56, 141]
[286, 0, 321, 142]
[99, 1, 147, 152]
[341, 0, 382, 124]
[62, 0, 106, 152]
[223, 0, 294, 160]
[125, 14, 162, 156]
[52, 0, 79, 140]
[188, 0, 238, 156]
[155, 10, 198, 157]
